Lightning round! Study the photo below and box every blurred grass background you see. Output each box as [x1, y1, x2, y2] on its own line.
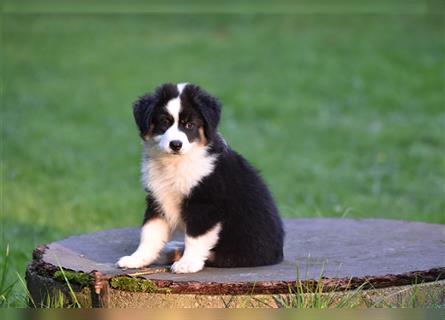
[1, 0, 444, 305]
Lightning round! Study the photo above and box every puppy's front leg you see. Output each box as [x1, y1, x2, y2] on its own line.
[171, 223, 221, 273]
[117, 217, 169, 269]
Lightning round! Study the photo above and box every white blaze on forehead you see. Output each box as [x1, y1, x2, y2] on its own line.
[166, 97, 181, 123]
[159, 96, 192, 154]
[177, 82, 188, 94]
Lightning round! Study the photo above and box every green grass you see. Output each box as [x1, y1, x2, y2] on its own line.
[1, 1, 444, 307]
[0, 246, 18, 307]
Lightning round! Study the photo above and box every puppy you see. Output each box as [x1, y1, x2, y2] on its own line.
[117, 83, 284, 273]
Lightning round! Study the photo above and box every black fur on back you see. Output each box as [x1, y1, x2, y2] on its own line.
[183, 137, 285, 267]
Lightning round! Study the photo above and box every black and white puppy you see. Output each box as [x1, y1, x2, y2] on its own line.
[117, 83, 284, 273]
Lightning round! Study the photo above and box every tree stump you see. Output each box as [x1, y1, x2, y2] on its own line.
[26, 218, 445, 308]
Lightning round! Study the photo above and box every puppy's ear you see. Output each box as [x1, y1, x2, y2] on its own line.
[133, 94, 156, 140]
[133, 84, 179, 139]
[183, 85, 221, 140]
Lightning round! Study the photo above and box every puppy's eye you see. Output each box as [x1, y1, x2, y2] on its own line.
[184, 122, 194, 130]
[160, 118, 170, 127]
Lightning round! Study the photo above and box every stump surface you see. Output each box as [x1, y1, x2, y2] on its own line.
[38, 218, 445, 294]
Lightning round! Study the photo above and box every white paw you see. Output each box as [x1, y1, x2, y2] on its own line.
[116, 255, 151, 269]
[171, 258, 204, 274]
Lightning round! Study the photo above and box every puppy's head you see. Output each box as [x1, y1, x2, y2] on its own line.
[133, 83, 221, 155]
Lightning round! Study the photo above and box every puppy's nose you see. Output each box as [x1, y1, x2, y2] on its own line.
[169, 140, 183, 152]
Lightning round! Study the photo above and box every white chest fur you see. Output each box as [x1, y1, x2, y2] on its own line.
[141, 143, 217, 230]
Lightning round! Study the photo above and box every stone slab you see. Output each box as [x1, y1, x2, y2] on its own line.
[38, 218, 445, 294]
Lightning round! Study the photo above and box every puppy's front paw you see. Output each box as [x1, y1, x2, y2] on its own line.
[171, 258, 204, 273]
[116, 255, 149, 269]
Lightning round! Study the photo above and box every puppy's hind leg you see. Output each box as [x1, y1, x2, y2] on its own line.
[117, 218, 170, 269]
[171, 223, 221, 273]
